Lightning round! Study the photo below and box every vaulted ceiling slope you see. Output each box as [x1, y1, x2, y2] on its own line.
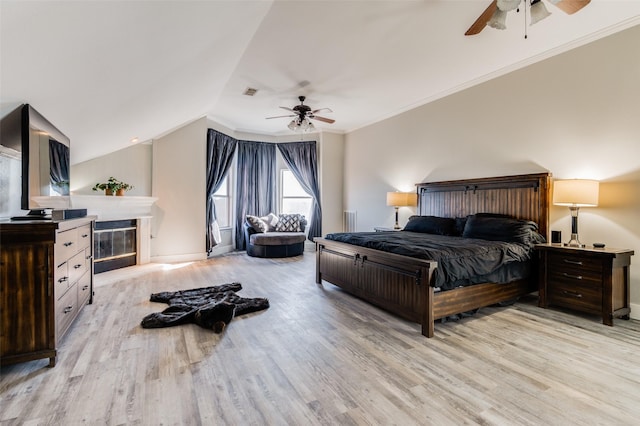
[1, 1, 639, 164]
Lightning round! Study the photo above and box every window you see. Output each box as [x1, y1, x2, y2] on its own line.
[212, 175, 230, 228]
[281, 169, 311, 219]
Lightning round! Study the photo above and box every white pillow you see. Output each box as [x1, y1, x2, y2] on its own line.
[260, 213, 279, 232]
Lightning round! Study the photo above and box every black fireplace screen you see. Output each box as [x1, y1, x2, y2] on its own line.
[94, 219, 137, 273]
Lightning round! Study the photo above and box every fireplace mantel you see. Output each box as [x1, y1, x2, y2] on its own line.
[32, 195, 158, 220]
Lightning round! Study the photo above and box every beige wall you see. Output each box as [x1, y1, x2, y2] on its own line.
[319, 131, 345, 234]
[71, 143, 152, 196]
[344, 24, 640, 310]
[151, 117, 208, 261]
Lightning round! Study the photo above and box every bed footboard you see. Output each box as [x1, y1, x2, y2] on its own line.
[315, 238, 536, 338]
[315, 238, 438, 337]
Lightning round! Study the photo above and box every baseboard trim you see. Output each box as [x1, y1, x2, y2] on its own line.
[151, 253, 207, 263]
[630, 303, 639, 320]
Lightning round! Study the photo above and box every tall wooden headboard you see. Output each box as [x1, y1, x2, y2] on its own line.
[416, 173, 551, 239]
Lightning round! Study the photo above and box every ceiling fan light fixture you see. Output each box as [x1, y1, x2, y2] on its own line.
[300, 118, 313, 132]
[487, 9, 508, 30]
[530, 0, 552, 25]
[497, 0, 521, 12]
[287, 117, 316, 133]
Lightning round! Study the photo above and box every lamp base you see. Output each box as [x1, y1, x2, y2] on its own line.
[394, 206, 400, 230]
[564, 233, 585, 248]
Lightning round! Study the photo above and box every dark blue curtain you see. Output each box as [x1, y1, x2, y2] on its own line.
[235, 141, 276, 250]
[206, 129, 237, 253]
[49, 139, 70, 195]
[277, 141, 322, 241]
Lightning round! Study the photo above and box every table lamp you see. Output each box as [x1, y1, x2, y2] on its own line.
[386, 191, 417, 229]
[552, 179, 599, 247]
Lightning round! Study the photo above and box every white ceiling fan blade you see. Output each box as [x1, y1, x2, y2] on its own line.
[266, 114, 295, 120]
[311, 116, 335, 124]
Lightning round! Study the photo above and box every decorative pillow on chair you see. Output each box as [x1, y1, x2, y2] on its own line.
[260, 213, 279, 232]
[275, 214, 303, 232]
[246, 215, 268, 233]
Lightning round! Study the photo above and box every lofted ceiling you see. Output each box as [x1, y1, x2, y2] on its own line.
[1, 1, 639, 164]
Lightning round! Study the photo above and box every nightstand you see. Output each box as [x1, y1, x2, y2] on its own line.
[536, 244, 634, 326]
[374, 227, 400, 232]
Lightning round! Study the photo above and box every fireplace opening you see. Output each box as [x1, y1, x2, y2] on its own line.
[94, 219, 137, 274]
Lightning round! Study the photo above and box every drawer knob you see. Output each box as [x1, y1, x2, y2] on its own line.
[58, 276, 68, 283]
[74, 264, 82, 269]
[563, 259, 583, 266]
[562, 272, 583, 280]
[63, 306, 73, 314]
[82, 234, 89, 238]
[81, 285, 89, 291]
[64, 241, 73, 247]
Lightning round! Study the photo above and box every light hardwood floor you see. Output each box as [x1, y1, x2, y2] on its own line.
[2, 252, 639, 425]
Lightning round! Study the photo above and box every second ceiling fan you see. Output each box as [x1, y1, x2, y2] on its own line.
[465, 0, 591, 36]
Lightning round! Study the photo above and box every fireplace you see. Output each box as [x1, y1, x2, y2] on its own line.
[94, 219, 137, 273]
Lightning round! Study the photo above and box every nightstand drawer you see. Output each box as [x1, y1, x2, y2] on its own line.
[548, 268, 602, 288]
[548, 282, 602, 314]
[547, 253, 603, 282]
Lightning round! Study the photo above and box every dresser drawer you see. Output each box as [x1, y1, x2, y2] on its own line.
[68, 250, 87, 285]
[77, 271, 92, 307]
[77, 224, 92, 251]
[56, 282, 78, 339]
[54, 261, 71, 298]
[55, 227, 78, 262]
[548, 281, 602, 314]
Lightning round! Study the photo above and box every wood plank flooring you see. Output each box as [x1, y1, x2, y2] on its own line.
[2, 252, 640, 425]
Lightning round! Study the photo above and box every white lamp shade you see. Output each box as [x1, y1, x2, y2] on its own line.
[487, 9, 508, 30]
[386, 192, 417, 207]
[530, 0, 552, 25]
[497, 0, 521, 11]
[553, 179, 599, 207]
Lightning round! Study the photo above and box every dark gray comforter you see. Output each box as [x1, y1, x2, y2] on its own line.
[324, 231, 534, 291]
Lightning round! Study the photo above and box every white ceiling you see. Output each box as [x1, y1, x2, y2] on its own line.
[2, 1, 639, 164]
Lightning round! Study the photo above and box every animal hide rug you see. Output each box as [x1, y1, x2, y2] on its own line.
[141, 282, 269, 333]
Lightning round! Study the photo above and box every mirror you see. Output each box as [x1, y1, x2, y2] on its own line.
[22, 104, 71, 210]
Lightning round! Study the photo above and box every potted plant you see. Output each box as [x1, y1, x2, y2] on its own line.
[92, 177, 134, 196]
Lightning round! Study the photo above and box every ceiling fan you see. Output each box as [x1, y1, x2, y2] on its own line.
[465, 0, 591, 36]
[266, 96, 334, 132]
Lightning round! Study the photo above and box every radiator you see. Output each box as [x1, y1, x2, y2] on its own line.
[343, 211, 357, 232]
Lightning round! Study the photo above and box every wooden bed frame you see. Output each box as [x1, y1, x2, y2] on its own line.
[315, 172, 551, 338]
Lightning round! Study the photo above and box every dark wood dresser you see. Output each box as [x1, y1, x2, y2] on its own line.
[0, 216, 95, 367]
[536, 243, 634, 326]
